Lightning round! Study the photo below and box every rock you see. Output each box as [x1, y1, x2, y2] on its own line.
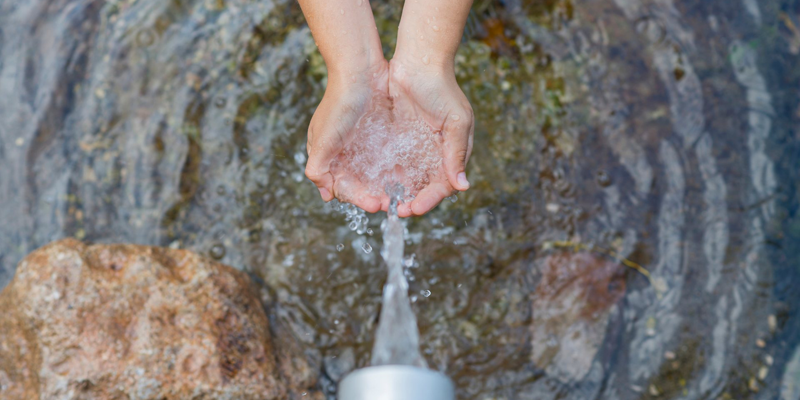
[0, 239, 320, 400]
[530, 251, 626, 382]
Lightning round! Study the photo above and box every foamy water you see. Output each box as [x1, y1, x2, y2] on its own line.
[330, 95, 444, 201]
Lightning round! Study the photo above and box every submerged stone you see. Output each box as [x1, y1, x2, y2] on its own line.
[531, 251, 626, 382]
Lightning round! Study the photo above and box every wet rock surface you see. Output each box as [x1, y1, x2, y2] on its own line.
[0, 0, 799, 398]
[531, 252, 626, 383]
[0, 239, 319, 400]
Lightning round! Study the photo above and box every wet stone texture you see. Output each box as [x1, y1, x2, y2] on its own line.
[0, 239, 320, 400]
[531, 252, 626, 383]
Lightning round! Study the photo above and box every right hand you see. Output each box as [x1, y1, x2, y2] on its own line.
[305, 59, 390, 213]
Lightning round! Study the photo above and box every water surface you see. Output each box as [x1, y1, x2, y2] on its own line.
[1, 0, 800, 399]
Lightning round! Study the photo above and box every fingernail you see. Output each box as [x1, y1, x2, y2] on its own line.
[318, 187, 331, 200]
[457, 172, 470, 189]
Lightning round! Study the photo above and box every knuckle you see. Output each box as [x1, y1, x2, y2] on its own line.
[455, 148, 469, 165]
[304, 164, 319, 180]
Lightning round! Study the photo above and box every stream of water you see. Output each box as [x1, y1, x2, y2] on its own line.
[371, 184, 427, 369]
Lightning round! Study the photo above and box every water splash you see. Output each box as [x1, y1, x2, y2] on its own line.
[371, 184, 427, 368]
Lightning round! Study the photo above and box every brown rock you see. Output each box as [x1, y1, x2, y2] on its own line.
[531, 251, 626, 382]
[0, 239, 319, 399]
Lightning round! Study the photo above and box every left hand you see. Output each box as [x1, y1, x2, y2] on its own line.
[387, 56, 474, 217]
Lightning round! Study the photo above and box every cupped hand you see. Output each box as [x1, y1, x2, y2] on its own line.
[305, 60, 390, 214]
[388, 56, 474, 218]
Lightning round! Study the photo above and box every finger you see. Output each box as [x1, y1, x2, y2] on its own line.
[410, 181, 453, 216]
[305, 132, 343, 202]
[397, 200, 414, 218]
[442, 108, 474, 191]
[333, 176, 382, 214]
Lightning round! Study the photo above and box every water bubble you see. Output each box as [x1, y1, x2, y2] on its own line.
[446, 194, 458, 203]
[209, 243, 226, 260]
[362, 242, 373, 253]
[596, 170, 612, 187]
[336, 243, 345, 252]
[420, 289, 431, 298]
[349, 221, 358, 230]
[135, 29, 156, 47]
[367, 228, 373, 236]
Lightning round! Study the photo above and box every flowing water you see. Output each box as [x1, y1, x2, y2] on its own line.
[1, 0, 800, 399]
[370, 184, 427, 368]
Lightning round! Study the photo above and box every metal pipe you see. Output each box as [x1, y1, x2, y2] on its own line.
[338, 365, 455, 400]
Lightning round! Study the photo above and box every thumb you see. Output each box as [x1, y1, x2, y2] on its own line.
[442, 109, 474, 191]
[305, 125, 345, 202]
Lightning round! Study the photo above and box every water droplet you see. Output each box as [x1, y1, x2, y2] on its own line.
[451, 114, 461, 121]
[336, 243, 345, 252]
[340, 8, 344, 14]
[422, 55, 430, 65]
[403, 254, 415, 267]
[596, 170, 612, 187]
[209, 243, 226, 260]
[349, 221, 358, 230]
[135, 29, 156, 47]
[367, 228, 373, 236]
[214, 97, 226, 108]
[421, 289, 431, 297]
[447, 194, 458, 203]
[362, 242, 373, 253]
[432, 25, 440, 32]
[410, 295, 418, 303]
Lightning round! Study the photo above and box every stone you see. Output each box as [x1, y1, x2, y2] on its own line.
[0, 239, 320, 399]
[530, 251, 626, 382]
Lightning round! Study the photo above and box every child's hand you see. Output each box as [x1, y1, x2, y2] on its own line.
[388, 57, 474, 217]
[305, 60, 390, 214]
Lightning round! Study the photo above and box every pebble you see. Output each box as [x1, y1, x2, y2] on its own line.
[758, 366, 768, 380]
[209, 243, 226, 260]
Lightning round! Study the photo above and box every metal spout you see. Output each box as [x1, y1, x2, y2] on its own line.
[338, 365, 455, 400]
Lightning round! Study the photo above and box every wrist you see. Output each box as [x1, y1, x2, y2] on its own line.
[391, 47, 455, 77]
[325, 43, 386, 84]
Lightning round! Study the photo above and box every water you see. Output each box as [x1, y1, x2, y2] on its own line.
[371, 184, 427, 368]
[1, 0, 800, 399]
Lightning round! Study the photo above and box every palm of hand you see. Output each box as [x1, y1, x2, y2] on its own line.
[305, 59, 473, 217]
